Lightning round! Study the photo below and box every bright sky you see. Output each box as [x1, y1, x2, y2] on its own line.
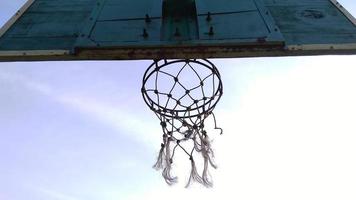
[0, 1, 356, 200]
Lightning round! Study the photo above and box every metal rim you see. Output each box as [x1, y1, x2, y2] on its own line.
[141, 59, 223, 119]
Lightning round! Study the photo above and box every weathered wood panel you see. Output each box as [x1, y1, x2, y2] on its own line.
[5, 12, 89, 37]
[195, 0, 257, 14]
[91, 19, 161, 42]
[27, 0, 95, 12]
[0, 0, 356, 61]
[98, 0, 162, 20]
[283, 33, 356, 45]
[197, 12, 269, 40]
[264, 0, 356, 45]
[263, 0, 329, 6]
[0, 37, 76, 50]
[0, 0, 96, 50]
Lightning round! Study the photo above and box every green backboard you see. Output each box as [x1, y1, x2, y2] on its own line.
[0, 0, 356, 61]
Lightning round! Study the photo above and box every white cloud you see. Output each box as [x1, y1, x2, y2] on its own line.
[35, 187, 81, 200]
[0, 72, 159, 148]
[1, 55, 356, 199]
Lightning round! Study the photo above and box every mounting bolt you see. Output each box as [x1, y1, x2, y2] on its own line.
[142, 28, 149, 38]
[206, 12, 212, 21]
[208, 26, 214, 36]
[145, 14, 151, 23]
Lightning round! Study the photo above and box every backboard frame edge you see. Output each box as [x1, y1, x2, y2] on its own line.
[0, 50, 70, 56]
[0, 0, 35, 38]
[2, 45, 356, 62]
[287, 43, 356, 51]
[330, 0, 356, 26]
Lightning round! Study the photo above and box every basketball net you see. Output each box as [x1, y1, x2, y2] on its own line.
[141, 59, 223, 187]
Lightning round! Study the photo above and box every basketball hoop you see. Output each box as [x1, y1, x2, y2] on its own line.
[141, 59, 223, 187]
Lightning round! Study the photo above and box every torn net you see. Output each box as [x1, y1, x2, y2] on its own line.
[141, 59, 223, 187]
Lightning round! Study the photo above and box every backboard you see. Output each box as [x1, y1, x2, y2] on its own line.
[0, 0, 356, 61]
